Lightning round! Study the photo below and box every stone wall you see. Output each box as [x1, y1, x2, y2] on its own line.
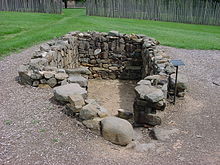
[18, 36, 80, 87]
[71, 31, 159, 80]
[18, 31, 187, 136]
[18, 31, 167, 87]
[44, 37, 79, 69]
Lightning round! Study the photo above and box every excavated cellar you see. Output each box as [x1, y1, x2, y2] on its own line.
[18, 31, 187, 146]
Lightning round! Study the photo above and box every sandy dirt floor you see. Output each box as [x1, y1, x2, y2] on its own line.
[0, 44, 220, 165]
[88, 80, 137, 115]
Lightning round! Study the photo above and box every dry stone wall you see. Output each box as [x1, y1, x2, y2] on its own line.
[76, 31, 147, 80]
[18, 31, 171, 87]
[17, 31, 187, 145]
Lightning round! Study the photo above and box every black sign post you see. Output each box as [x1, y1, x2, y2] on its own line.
[170, 60, 185, 104]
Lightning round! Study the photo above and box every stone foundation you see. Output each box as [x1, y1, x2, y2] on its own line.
[18, 31, 168, 85]
[18, 31, 187, 146]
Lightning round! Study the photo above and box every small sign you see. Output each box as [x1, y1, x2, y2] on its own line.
[170, 60, 185, 67]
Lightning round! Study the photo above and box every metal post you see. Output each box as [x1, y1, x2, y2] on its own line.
[173, 66, 178, 104]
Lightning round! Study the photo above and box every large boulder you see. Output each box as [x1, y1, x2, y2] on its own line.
[135, 85, 164, 103]
[53, 83, 87, 103]
[100, 117, 134, 146]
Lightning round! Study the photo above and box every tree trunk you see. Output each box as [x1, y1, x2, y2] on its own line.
[64, 0, 68, 8]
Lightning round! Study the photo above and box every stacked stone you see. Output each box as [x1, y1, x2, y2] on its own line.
[18, 36, 82, 88]
[18, 31, 160, 87]
[133, 80, 164, 126]
[141, 44, 175, 77]
[33, 37, 79, 69]
[169, 73, 188, 97]
[18, 63, 91, 88]
[141, 45, 187, 98]
[53, 85, 134, 146]
[71, 31, 156, 80]
[133, 46, 187, 126]
[133, 45, 177, 126]
[17, 30, 188, 146]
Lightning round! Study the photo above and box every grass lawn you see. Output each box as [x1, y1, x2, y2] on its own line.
[0, 9, 219, 59]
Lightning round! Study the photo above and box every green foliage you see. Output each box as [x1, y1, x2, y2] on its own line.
[4, 120, 13, 125]
[31, 120, 40, 124]
[52, 138, 59, 143]
[39, 129, 46, 132]
[0, 9, 219, 59]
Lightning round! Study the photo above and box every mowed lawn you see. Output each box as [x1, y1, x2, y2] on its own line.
[0, 9, 220, 59]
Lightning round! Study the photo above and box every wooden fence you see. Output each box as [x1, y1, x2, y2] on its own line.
[75, 1, 86, 8]
[86, 0, 220, 25]
[0, 0, 62, 14]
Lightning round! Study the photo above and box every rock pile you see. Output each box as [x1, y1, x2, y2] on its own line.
[64, 92, 134, 146]
[133, 75, 167, 126]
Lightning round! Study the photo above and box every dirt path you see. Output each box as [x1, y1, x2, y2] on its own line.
[0, 45, 219, 165]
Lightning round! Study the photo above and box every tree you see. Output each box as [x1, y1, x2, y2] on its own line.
[63, 0, 68, 8]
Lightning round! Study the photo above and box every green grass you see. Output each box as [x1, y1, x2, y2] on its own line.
[0, 9, 219, 59]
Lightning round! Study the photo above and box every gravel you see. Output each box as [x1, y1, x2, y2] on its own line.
[0, 45, 220, 165]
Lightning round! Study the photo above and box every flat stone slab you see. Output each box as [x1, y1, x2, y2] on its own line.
[53, 83, 87, 103]
[135, 85, 164, 103]
[68, 74, 88, 88]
